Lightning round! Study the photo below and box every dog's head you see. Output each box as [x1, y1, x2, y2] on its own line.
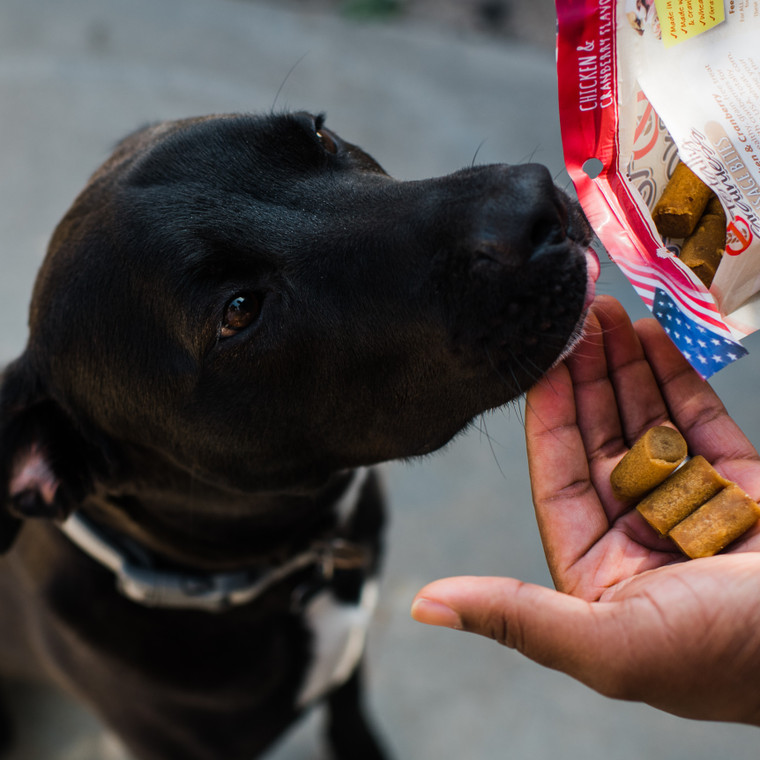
[0, 112, 595, 545]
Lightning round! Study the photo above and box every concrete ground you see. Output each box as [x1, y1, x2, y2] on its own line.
[2, 0, 760, 758]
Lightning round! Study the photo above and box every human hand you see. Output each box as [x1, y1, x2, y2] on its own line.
[411, 295, 760, 724]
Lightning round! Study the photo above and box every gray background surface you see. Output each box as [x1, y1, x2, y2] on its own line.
[1, 1, 759, 758]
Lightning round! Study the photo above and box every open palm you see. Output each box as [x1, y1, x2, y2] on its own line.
[412, 296, 760, 724]
[527, 295, 760, 600]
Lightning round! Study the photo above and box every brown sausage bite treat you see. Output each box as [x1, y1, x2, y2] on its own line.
[635, 455, 730, 536]
[610, 426, 687, 502]
[651, 163, 728, 287]
[611, 428, 760, 557]
[652, 161, 714, 239]
[678, 195, 726, 288]
[669, 484, 760, 559]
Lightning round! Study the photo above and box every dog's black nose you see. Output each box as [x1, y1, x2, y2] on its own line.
[469, 163, 567, 268]
[517, 163, 568, 256]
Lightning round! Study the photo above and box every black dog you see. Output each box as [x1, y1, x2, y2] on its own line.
[0, 112, 595, 760]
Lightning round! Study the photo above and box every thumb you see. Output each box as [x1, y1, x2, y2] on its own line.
[411, 576, 615, 680]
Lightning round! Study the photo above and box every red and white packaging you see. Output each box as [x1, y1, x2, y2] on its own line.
[555, 0, 760, 377]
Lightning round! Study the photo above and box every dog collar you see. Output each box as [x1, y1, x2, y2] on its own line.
[58, 468, 371, 614]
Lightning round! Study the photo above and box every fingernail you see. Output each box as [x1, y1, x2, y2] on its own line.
[410, 598, 463, 630]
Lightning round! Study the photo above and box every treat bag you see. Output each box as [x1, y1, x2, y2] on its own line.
[555, 0, 760, 378]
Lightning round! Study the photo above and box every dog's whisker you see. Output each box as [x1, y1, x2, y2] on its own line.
[504, 348, 544, 394]
[271, 52, 310, 113]
[507, 393, 527, 430]
[516, 145, 542, 166]
[484, 345, 522, 397]
[478, 412, 508, 479]
[470, 139, 488, 167]
[525, 357, 551, 385]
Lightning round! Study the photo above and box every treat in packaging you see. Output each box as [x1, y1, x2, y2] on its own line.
[555, 0, 760, 377]
[678, 194, 727, 287]
[651, 161, 714, 239]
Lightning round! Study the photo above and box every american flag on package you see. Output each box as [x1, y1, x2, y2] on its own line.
[555, 0, 760, 378]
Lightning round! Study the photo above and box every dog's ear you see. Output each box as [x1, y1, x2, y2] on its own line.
[0, 360, 103, 552]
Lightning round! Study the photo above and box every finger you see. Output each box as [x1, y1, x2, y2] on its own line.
[565, 297, 671, 520]
[635, 318, 760, 491]
[525, 357, 609, 586]
[410, 576, 626, 695]
[593, 296, 673, 443]
[561, 299, 629, 515]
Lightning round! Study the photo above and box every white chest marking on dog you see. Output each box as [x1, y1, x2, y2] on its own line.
[296, 578, 379, 708]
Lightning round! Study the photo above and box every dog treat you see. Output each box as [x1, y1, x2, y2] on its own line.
[668, 484, 760, 558]
[612, 428, 760, 557]
[610, 426, 688, 502]
[635, 455, 731, 537]
[679, 195, 726, 288]
[652, 162, 714, 239]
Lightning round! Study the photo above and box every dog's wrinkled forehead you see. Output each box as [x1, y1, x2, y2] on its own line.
[129, 114, 314, 190]
[37, 112, 379, 318]
[75, 112, 389, 277]
[113, 112, 384, 193]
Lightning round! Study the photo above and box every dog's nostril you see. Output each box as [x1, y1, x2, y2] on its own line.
[529, 215, 564, 253]
[471, 241, 507, 272]
[474, 246, 500, 264]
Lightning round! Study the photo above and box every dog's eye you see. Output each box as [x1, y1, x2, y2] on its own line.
[221, 293, 262, 338]
[316, 128, 338, 155]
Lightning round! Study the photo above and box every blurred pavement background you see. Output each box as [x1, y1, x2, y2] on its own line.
[2, 0, 760, 758]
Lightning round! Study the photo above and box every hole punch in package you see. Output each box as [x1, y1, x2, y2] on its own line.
[555, 0, 760, 377]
